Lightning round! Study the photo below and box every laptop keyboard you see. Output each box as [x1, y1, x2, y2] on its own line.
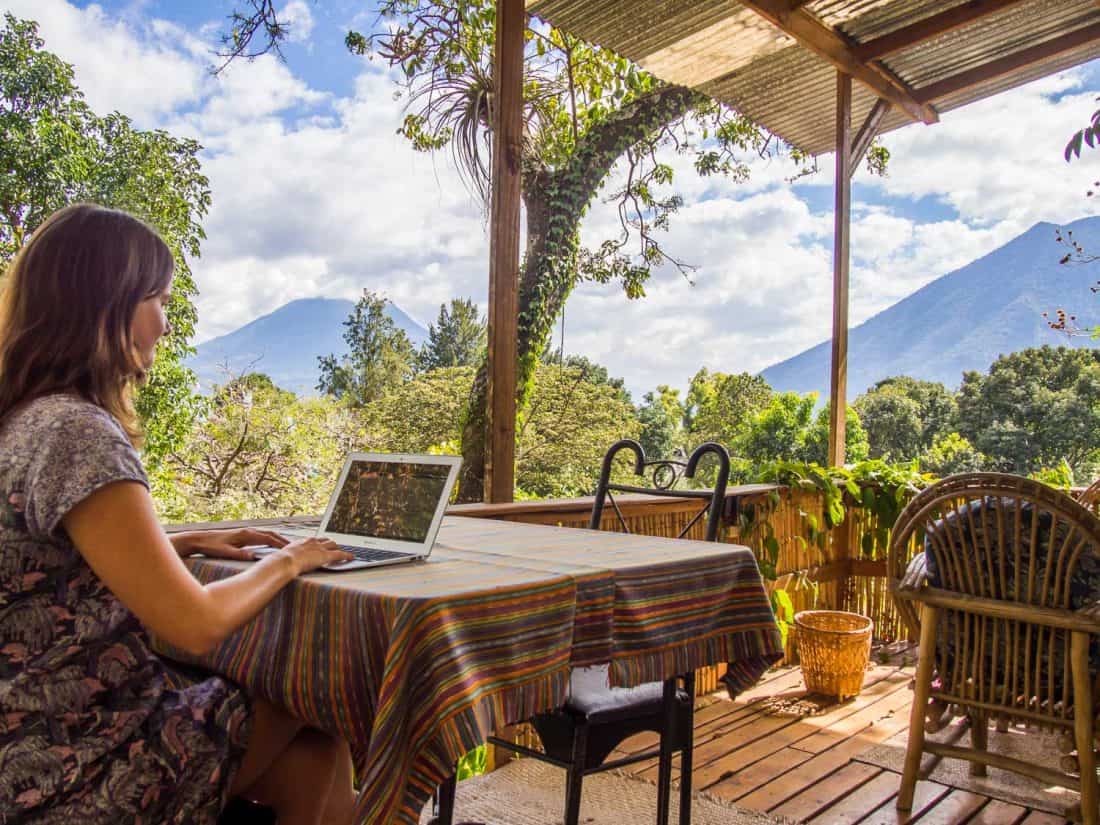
[338, 545, 412, 564]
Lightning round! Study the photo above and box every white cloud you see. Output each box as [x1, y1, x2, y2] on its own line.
[7, 0, 1100, 400]
[1, 0, 205, 124]
[280, 1, 314, 43]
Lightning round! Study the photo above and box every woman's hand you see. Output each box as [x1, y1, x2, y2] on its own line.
[274, 537, 354, 575]
[171, 528, 290, 561]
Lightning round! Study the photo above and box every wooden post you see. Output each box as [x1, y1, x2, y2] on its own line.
[485, 0, 523, 503]
[828, 71, 852, 468]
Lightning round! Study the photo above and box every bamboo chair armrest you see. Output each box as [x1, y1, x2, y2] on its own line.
[898, 586, 1100, 634]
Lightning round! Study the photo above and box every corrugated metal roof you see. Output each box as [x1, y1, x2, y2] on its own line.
[525, 0, 1100, 157]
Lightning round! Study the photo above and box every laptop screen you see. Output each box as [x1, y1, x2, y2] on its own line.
[324, 459, 453, 544]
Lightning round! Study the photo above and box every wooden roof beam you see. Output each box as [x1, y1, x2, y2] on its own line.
[739, 0, 939, 125]
[852, 0, 1029, 62]
[914, 21, 1100, 103]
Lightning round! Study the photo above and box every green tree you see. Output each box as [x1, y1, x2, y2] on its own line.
[0, 14, 210, 464]
[517, 363, 642, 497]
[920, 432, 986, 477]
[956, 346, 1100, 479]
[153, 374, 362, 522]
[217, 1, 891, 499]
[362, 366, 475, 453]
[418, 298, 486, 370]
[739, 392, 817, 466]
[543, 350, 632, 404]
[317, 289, 416, 406]
[804, 402, 869, 466]
[684, 369, 773, 447]
[737, 393, 868, 469]
[637, 385, 684, 459]
[854, 376, 956, 462]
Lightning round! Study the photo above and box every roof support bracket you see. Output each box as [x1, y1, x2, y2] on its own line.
[850, 98, 889, 175]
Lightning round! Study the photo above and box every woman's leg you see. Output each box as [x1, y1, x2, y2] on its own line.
[321, 738, 358, 825]
[229, 697, 347, 825]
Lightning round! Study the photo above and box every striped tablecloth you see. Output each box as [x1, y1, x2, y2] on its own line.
[172, 516, 782, 825]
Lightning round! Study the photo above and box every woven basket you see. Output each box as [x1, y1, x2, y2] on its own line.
[794, 610, 873, 701]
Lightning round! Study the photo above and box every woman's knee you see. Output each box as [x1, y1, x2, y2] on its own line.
[231, 697, 310, 796]
[239, 727, 342, 821]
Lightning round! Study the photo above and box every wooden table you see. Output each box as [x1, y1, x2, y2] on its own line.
[165, 516, 783, 825]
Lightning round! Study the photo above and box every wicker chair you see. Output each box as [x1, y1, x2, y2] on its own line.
[1080, 478, 1100, 514]
[887, 473, 1100, 823]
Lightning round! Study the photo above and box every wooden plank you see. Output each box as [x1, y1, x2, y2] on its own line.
[965, 799, 1030, 825]
[615, 667, 817, 762]
[738, 0, 938, 124]
[484, 0, 524, 503]
[706, 745, 813, 807]
[828, 70, 852, 467]
[715, 682, 915, 809]
[914, 22, 1100, 104]
[801, 766, 899, 823]
[792, 675, 913, 754]
[738, 663, 813, 698]
[687, 670, 910, 788]
[854, 779, 952, 825]
[638, 665, 910, 784]
[852, 0, 1028, 61]
[770, 761, 881, 821]
[1017, 811, 1071, 824]
[909, 788, 994, 824]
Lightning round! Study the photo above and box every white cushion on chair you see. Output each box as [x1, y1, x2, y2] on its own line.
[566, 665, 668, 719]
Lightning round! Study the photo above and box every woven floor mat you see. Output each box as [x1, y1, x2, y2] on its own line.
[418, 757, 795, 825]
[856, 717, 1084, 818]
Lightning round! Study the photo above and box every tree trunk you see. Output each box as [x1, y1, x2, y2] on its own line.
[456, 84, 707, 502]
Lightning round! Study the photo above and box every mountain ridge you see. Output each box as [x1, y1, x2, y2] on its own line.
[188, 297, 428, 396]
[759, 217, 1100, 397]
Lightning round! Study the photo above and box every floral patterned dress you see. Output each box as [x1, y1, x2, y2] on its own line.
[0, 395, 251, 824]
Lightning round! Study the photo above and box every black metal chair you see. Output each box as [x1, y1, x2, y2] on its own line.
[432, 440, 731, 825]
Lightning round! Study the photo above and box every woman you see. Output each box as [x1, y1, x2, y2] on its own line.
[0, 204, 358, 825]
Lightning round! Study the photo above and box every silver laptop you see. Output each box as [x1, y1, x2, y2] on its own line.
[269, 451, 462, 571]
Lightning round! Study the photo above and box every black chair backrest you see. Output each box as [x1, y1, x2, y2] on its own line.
[588, 439, 731, 542]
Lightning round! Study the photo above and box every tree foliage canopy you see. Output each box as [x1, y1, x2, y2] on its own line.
[154, 374, 362, 522]
[684, 369, 774, 449]
[517, 363, 642, 497]
[317, 289, 416, 405]
[854, 376, 956, 463]
[418, 298, 486, 371]
[956, 346, 1100, 477]
[0, 13, 210, 464]
[637, 385, 684, 460]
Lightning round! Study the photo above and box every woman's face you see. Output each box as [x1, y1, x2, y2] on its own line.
[130, 277, 173, 370]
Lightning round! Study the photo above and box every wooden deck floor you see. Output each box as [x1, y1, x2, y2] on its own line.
[613, 648, 1072, 825]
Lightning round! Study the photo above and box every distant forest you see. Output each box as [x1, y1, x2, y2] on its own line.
[150, 291, 1100, 523]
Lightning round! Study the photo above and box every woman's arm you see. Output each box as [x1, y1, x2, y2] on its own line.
[63, 481, 351, 656]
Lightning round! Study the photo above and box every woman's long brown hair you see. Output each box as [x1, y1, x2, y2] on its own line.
[0, 204, 175, 446]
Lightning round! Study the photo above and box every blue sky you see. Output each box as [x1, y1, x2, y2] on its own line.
[11, 0, 1100, 397]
